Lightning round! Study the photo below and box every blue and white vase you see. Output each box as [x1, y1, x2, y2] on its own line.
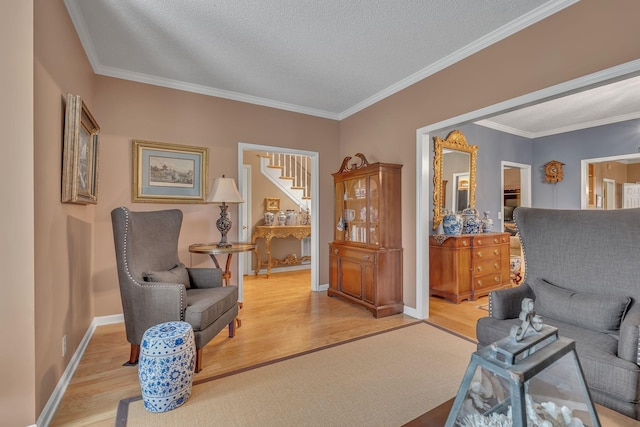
[482, 211, 494, 233]
[462, 207, 482, 234]
[442, 212, 462, 236]
[139, 321, 196, 413]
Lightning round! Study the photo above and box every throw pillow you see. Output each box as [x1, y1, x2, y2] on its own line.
[143, 263, 191, 289]
[531, 278, 631, 334]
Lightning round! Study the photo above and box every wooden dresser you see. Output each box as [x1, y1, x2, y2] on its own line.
[429, 232, 510, 304]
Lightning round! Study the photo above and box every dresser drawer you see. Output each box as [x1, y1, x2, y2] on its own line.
[330, 245, 376, 263]
[472, 247, 501, 261]
[429, 235, 471, 249]
[474, 273, 502, 290]
[474, 234, 509, 246]
[473, 259, 502, 275]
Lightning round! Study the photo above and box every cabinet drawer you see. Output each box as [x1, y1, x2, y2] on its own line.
[472, 247, 501, 261]
[430, 236, 471, 248]
[473, 259, 502, 275]
[331, 246, 376, 263]
[474, 273, 502, 289]
[474, 235, 508, 246]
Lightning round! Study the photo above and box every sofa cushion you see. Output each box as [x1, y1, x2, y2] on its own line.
[143, 263, 191, 289]
[531, 279, 630, 334]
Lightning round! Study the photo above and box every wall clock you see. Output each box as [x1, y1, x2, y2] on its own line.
[544, 160, 564, 183]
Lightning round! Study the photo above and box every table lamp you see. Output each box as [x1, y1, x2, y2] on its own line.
[206, 175, 244, 247]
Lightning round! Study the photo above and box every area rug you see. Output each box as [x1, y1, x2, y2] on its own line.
[117, 322, 477, 427]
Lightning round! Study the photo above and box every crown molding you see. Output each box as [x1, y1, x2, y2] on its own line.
[478, 111, 640, 139]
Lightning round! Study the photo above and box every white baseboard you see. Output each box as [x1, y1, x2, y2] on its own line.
[36, 314, 124, 427]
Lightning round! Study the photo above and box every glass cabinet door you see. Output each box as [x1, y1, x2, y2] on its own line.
[333, 175, 380, 247]
[368, 175, 379, 246]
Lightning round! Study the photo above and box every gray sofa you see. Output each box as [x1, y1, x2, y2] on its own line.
[476, 207, 640, 419]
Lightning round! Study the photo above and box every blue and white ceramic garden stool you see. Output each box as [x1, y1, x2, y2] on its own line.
[138, 321, 196, 413]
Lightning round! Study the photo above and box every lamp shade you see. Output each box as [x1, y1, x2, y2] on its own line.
[206, 177, 244, 204]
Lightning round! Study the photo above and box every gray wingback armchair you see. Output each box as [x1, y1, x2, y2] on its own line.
[476, 207, 640, 419]
[111, 207, 238, 372]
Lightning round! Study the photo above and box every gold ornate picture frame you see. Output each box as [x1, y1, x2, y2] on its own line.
[264, 197, 280, 211]
[62, 94, 100, 204]
[132, 140, 209, 203]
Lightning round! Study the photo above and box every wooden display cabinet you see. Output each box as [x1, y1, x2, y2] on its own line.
[328, 154, 403, 318]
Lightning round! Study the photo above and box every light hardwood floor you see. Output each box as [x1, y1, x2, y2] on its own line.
[49, 270, 486, 426]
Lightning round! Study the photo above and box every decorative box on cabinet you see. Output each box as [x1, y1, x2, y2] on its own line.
[328, 154, 403, 318]
[429, 232, 510, 304]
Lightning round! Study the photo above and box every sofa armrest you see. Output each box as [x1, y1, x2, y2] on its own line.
[618, 307, 640, 364]
[187, 267, 223, 288]
[489, 283, 534, 320]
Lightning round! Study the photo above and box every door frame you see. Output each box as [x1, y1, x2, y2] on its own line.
[415, 59, 640, 319]
[500, 161, 532, 230]
[237, 142, 320, 302]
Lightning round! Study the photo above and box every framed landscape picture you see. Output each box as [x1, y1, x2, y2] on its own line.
[132, 140, 209, 203]
[265, 197, 280, 211]
[62, 93, 101, 204]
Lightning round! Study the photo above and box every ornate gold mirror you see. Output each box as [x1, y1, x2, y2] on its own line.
[433, 130, 478, 230]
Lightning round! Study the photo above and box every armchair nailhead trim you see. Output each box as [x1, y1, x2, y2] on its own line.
[488, 292, 493, 317]
[118, 207, 185, 321]
[636, 324, 640, 365]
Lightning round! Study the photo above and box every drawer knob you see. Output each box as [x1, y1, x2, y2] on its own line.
[477, 280, 483, 287]
[333, 249, 339, 255]
[363, 255, 370, 260]
[477, 251, 483, 258]
[494, 263, 499, 269]
[477, 240, 483, 245]
[494, 249, 499, 255]
[494, 238, 499, 243]
[462, 241, 468, 246]
[477, 266, 483, 272]
[494, 276, 500, 282]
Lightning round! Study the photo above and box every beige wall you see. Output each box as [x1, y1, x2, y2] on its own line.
[19, 0, 640, 422]
[34, 0, 98, 417]
[339, 0, 640, 306]
[91, 77, 340, 316]
[1, 2, 35, 426]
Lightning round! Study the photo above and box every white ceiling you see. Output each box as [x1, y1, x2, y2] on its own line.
[63, 0, 640, 136]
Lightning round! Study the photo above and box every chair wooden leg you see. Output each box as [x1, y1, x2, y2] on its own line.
[228, 319, 236, 338]
[123, 344, 140, 366]
[195, 348, 203, 373]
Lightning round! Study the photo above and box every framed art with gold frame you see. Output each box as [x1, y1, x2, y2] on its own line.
[62, 93, 101, 204]
[264, 197, 280, 211]
[132, 140, 208, 203]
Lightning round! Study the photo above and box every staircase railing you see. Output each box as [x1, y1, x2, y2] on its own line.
[259, 152, 311, 210]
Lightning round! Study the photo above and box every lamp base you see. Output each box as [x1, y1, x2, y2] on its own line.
[216, 203, 233, 248]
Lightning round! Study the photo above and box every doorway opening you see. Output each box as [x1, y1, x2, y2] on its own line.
[501, 161, 532, 234]
[581, 153, 640, 210]
[415, 60, 640, 320]
[237, 142, 320, 304]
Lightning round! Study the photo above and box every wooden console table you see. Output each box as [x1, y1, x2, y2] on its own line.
[252, 225, 311, 278]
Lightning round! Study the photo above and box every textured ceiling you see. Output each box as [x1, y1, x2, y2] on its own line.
[477, 75, 640, 138]
[64, 0, 572, 120]
[64, 0, 639, 137]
